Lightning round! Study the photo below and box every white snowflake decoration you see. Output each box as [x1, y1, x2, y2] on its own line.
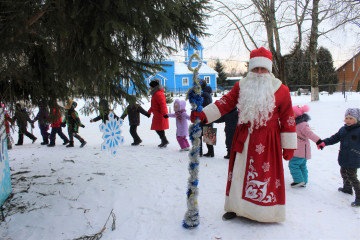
[255, 143, 265, 155]
[262, 162, 270, 172]
[99, 112, 124, 156]
[275, 179, 281, 188]
[287, 116, 295, 126]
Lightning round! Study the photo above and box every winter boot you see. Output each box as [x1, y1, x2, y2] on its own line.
[351, 196, 360, 207]
[66, 141, 74, 148]
[41, 139, 49, 145]
[291, 182, 306, 188]
[131, 139, 142, 146]
[63, 139, 69, 145]
[203, 144, 214, 157]
[222, 212, 236, 221]
[80, 140, 87, 148]
[338, 185, 353, 195]
[158, 136, 169, 148]
[224, 152, 230, 159]
[32, 137, 37, 144]
[47, 143, 55, 147]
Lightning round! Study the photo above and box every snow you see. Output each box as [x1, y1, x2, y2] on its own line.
[1, 92, 360, 240]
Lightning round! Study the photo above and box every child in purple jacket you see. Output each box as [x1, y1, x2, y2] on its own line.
[166, 99, 190, 151]
[289, 105, 322, 188]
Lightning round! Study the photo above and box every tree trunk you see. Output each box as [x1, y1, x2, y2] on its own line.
[309, 0, 320, 101]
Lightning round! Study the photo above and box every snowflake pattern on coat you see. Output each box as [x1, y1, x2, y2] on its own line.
[99, 113, 124, 156]
[262, 162, 270, 172]
[287, 116, 296, 126]
[255, 143, 265, 155]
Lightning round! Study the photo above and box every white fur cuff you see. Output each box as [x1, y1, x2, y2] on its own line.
[281, 132, 297, 149]
[203, 103, 222, 123]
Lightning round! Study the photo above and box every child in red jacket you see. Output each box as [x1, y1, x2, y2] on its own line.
[47, 103, 69, 147]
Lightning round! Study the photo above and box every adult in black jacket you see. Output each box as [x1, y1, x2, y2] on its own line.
[121, 103, 150, 146]
[214, 108, 238, 159]
[201, 81, 214, 157]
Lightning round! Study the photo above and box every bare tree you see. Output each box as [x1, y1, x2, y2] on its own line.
[212, 0, 310, 85]
[308, 0, 360, 101]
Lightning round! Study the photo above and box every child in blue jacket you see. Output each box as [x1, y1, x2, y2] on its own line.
[317, 108, 360, 207]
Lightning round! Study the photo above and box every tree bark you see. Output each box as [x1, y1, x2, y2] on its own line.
[309, 0, 320, 101]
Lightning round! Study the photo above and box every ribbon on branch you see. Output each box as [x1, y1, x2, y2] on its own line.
[183, 53, 203, 229]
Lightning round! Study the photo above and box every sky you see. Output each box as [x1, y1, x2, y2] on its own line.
[1, 92, 359, 240]
[176, 1, 360, 72]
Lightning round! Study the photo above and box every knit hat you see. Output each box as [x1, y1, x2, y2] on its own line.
[149, 79, 160, 88]
[292, 105, 310, 117]
[345, 108, 360, 121]
[65, 98, 73, 109]
[248, 47, 273, 73]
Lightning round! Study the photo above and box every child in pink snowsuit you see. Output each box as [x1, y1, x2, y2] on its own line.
[167, 99, 190, 151]
[290, 105, 322, 188]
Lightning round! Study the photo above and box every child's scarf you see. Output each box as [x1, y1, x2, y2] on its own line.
[175, 109, 186, 120]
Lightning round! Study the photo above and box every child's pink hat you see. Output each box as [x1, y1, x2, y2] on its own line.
[292, 105, 310, 117]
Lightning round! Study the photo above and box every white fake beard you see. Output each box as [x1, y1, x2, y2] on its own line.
[237, 72, 276, 133]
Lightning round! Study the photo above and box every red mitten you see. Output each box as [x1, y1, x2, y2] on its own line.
[190, 111, 208, 123]
[283, 149, 295, 160]
[317, 142, 325, 150]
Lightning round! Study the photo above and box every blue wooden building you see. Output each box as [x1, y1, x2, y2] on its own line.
[144, 39, 218, 93]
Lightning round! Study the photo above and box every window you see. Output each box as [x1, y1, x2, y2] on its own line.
[204, 76, 210, 85]
[122, 79, 131, 87]
[182, 77, 189, 86]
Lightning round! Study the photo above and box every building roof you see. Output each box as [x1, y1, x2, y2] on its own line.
[336, 50, 360, 72]
[174, 62, 218, 75]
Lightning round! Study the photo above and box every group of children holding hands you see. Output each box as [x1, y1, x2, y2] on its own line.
[291, 105, 360, 207]
[4, 99, 86, 149]
[3, 97, 360, 207]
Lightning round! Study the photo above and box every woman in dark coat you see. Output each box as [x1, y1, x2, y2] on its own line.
[121, 103, 150, 146]
[147, 79, 169, 148]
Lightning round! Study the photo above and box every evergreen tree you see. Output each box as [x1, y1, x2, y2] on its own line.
[317, 47, 338, 92]
[285, 46, 337, 93]
[0, 0, 210, 111]
[214, 59, 227, 87]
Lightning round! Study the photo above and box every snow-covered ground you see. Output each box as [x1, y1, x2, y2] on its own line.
[1, 92, 359, 240]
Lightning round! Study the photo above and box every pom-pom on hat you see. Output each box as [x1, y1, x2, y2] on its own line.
[248, 47, 273, 73]
[292, 105, 310, 117]
[149, 79, 160, 88]
[345, 108, 360, 122]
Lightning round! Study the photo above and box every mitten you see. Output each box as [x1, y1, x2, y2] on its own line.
[282, 149, 294, 160]
[146, 113, 151, 118]
[90, 119, 94, 123]
[190, 111, 207, 123]
[316, 139, 325, 150]
[81, 124, 85, 128]
[31, 123, 35, 128]
[163, 114, 169, 119]
[60, 122, 66, 128]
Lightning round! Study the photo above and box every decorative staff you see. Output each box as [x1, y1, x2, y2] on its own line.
[183, 53, 203, 229]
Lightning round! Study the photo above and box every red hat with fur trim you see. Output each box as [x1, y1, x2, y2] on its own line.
[248, 47, 273, 73]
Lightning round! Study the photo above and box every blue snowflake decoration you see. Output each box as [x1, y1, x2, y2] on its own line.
[99, 112, 124, 156]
